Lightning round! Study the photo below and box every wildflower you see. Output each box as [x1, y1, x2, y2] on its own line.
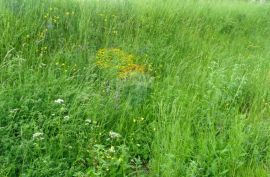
[9, 108, 19, 113]
[95, 48, 147, 79]
[40, 63, 46, 67]
[33, 132, 44, 140]
[85, 119, 92, 125]
[109, 131, 121, 139]
[118, 63, 145, 79]
[63, 115, 70, 121]
[108, 146, 115, 153]
[96, 48, 134, 70]
[54, 98, 64, 104]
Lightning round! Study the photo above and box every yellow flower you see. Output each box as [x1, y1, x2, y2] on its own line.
[96, 48, 134, 68]
[118, 63, 145, 79]
[96, 48, 147, 79]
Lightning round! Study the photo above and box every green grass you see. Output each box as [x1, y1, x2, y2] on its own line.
[1, 0, 270, 176]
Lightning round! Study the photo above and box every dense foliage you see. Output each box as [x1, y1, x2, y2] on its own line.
[1, 0, 270, 176]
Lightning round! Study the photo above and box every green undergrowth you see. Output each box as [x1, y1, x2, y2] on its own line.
[1, 0, 270, 176]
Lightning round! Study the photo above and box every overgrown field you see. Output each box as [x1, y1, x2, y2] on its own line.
[1, 0, 270, 176]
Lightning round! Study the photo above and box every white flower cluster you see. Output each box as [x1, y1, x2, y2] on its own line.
[109, 131, 121, 139]
[32, 132, 44, 140]
[54, 98, 64, 104]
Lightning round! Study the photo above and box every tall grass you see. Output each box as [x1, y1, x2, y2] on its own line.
[1, 0, 270, 176]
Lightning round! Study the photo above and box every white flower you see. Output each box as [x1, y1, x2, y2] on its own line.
[63, 115, 70, 121]
[85, 119, 92, 125]
[9, 108, 19, 113]
[109, 131, 121, 139]
[32, 132, 44, 140]
[54, 98, 64, 104]
[108, 146, 116, 153]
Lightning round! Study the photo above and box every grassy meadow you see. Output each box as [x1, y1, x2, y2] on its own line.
[1, 0, 270, 176]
